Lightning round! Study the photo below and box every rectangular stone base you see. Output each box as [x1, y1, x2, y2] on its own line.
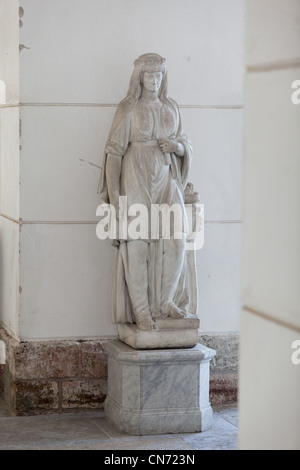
[118, 316, 200, 350]
[104, 340, 216, 435]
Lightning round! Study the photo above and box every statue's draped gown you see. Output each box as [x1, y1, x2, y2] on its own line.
[99, 97, 195, 324]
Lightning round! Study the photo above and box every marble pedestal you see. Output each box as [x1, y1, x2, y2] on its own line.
[103, 340, 216, 435]
[118, 316, 200, 350]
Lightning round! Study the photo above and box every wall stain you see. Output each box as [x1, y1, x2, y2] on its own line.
[19, 7, 24, 29]
[79, 158, 102, 170]
[19, 45, 30, 52]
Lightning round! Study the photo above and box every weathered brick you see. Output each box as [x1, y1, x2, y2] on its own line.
[81, 341, 108, 379]
[200, 335, 239, 372]
[62, 380, 107, 409]
[0, 328, 17, 377]
[210, 372, 238, 405]
[15, 342, 80, 379]
[0, 365, 4, 394]
[15, 380, 59, 413]
[0, 367, 16, 413]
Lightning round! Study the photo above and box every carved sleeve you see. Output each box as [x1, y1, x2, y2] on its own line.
[105, 111, 131, 157]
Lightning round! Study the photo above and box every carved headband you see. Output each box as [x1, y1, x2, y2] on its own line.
[134, 54, 167, 73]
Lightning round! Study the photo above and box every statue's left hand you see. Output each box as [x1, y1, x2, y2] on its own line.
[159, 139, 184, 156]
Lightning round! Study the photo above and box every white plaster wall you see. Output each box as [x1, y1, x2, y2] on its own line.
[0, 107, 20, 337]
[19, 0, 245, 340]
[0, 217, 19, 338]
[239, 0, 300, 450]
[0, 0, 19, 104]
[0, 0, 20, 338]
[19, 0, 244, 106]
[20, 224, 115, 339]
[0, 107, 20, 221]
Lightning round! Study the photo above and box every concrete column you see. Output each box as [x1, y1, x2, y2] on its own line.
[240, 0, 300, 450]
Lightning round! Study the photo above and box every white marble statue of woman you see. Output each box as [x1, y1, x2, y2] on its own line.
[98, 53, 193, 331]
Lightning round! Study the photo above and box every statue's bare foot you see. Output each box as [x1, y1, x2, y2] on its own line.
[169, 309, 186, 319]
[135, 310, 158, 331]
[136, 318, 158, 331]
[162, 303, 187, 319]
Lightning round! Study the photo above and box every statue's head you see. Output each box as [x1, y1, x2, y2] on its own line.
[126, 53, 168, 102]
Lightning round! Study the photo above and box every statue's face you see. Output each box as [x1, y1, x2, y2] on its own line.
[142, 72, 163, 93]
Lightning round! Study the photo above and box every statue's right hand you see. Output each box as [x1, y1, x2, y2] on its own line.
[111, 239, 120, 248]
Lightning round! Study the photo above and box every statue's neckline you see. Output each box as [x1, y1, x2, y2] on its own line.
[138, 99, 163, 109]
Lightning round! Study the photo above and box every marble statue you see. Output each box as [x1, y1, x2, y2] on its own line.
[98, 53, 198, 336]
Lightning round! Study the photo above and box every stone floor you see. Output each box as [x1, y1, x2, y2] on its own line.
[0, 399, 238, 450]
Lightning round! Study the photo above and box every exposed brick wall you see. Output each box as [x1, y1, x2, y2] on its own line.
[0, 328, 108, 415]
[0, 327, 238, 415]
[200, 335, 239, 405]
[0, 365, 4, 395]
